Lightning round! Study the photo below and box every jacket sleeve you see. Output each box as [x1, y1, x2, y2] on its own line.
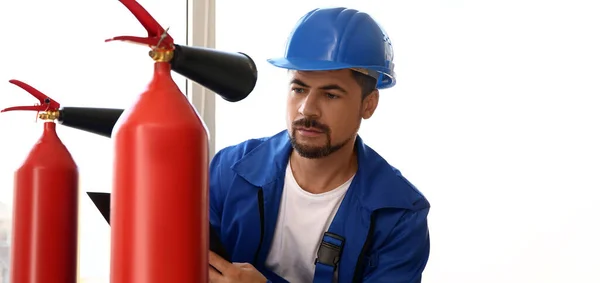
[362, 207, 431, 283]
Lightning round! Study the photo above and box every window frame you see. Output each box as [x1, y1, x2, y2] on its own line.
[187, 0, 217, 161]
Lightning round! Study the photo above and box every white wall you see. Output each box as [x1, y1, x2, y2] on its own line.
[214, 0, 600, 282]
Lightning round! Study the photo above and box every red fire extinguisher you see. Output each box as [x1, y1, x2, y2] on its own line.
[105, 1, 209, 282]
[1, 79, 79, 283]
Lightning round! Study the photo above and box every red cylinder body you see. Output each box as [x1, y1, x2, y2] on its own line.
[10, 122, 79, 283]
[110, 62, 209, 283]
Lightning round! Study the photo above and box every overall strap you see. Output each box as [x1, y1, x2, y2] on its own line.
[312, 174, 369, 283]
[313, 232, 345, 283]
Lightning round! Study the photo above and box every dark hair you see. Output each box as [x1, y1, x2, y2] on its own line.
[351, 71, 378, 99]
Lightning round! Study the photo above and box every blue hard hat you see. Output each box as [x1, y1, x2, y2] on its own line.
[267, 7, 396, 89]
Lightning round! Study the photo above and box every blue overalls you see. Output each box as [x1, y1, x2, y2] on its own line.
[209, 130, 431, 283]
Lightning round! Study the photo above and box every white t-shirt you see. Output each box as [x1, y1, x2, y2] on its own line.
[265, 162, 354, 283]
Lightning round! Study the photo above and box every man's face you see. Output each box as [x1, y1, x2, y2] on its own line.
[286, 69, 378, 159]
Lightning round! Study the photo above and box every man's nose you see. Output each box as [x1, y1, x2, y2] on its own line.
[298, 92, 320, 117]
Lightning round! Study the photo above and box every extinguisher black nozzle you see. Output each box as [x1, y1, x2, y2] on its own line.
[58, 107, 124, 138]
[170, 44, 258, 103]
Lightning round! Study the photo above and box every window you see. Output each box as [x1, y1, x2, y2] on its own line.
[215, 1, 600, 282]
[0, 0, 189, 281]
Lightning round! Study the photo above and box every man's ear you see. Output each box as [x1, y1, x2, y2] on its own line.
[362, 89, 379, 119]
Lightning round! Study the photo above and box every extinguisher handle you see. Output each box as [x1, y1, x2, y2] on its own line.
[105, 0, 174, 50]
[1, 79, 61, 113]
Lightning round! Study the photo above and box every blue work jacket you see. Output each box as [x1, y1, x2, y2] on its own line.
[209, 130, 431, 283]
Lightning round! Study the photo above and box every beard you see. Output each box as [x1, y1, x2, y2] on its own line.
[288, 117, 354, 159]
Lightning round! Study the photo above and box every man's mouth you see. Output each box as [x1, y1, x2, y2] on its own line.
[296, 127, 324, 133]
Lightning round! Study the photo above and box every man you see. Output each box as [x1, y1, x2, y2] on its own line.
[208, 7, 431, 283]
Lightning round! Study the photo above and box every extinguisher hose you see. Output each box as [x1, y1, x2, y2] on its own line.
[58, 107, 124, 138]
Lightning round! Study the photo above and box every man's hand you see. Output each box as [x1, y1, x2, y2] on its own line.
[209, 251, 268, 283]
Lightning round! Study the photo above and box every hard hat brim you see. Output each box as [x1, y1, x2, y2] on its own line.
[267, 57, 396, 89]
[267, 57, 354, 72]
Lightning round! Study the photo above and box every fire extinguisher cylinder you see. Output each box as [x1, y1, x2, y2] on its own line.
[1, 79, 79, 283]
[111, 61, 210, 283]
[106, 1, 210, 282]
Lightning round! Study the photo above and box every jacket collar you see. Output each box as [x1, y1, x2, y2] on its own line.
[231, 130, 426, 211]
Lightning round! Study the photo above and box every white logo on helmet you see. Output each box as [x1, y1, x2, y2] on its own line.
[382, 33, 393, 62]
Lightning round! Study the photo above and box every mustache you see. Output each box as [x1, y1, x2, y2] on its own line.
[293, 118, 330, 132]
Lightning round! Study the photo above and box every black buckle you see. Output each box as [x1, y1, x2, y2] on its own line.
[314, 232, 345, 269]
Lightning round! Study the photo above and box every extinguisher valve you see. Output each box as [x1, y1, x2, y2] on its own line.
[1, 79, 61, 121]
[149, 47, 174, 62]
[38, 111, 60, 120]
[105, 0, 175, 62]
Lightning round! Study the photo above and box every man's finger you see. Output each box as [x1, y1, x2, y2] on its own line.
[209, 251, 231, 274]
[208, 265, 224, 283]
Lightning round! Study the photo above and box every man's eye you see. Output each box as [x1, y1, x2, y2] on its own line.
[292, 88, 306, 93]
[326, 93, 339, 99]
